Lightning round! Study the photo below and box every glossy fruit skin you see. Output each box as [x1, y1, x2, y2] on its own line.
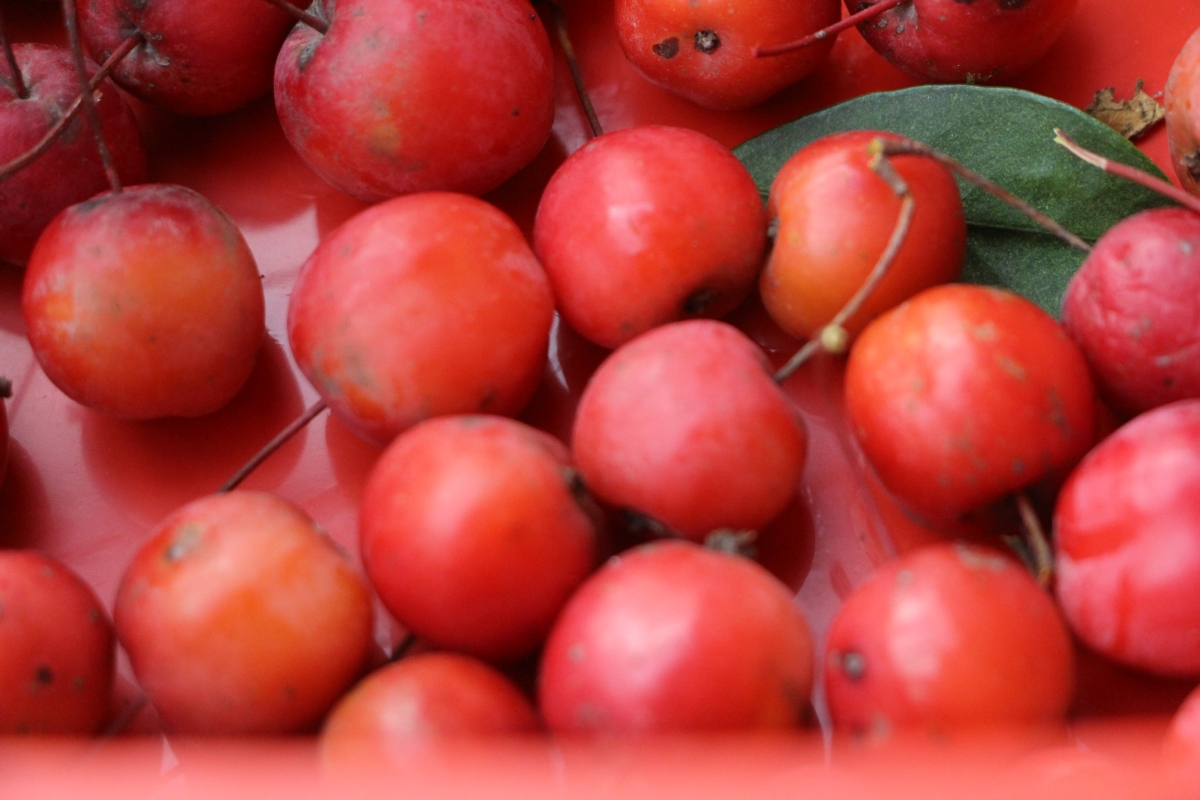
[115, 491, 375, 735]
[845, 284, 1095, 524]
[80, 0, 299, 115]
[360, 415, 599, 662]
[824, 542, 1074, 733]
[1166, 25, 1200, 196]
[287, 193, 554, 446]
[321, 652, 539, 760]
[1166, 683, 1200, 782]
[533, 125, 767, 349]
[615, 0, 840, 109]
[275, 0, 554, 202]
[0, 44, 147, 266]
[0, 551, 115, 735]
[760, 130, 965, 342]
[850, 0, 1079, 84]
[22, 184, 265, 419]
[1061, 208, 1200, 418]
[539, 541, 814, 734]
[572, 319, 808, 541]
[1054, 400, 1200, 677]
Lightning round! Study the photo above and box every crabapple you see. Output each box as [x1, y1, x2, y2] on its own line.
[572, 319, 808, 542]
[824, 542, 1074, 734]
[539, 540, 814, 733]
[760, 130, 965, 343]
[845, 284, 1095, 524]
[360, 415, 599, 662]
[0, 43, 147, 266]
[79, 0, 301, 115]
[22, 184, 265, 419]
[533, 125, 767, 349]
[1166, 25, 1200, 196]
[0, 551, 115, 735]
[274, 0, 554, 201]
[1061, 207, 1200, 418]
[1054, 400, 1200, 677]
[115, 491, 375, 735]
[615, 0, 840, 109]
[1166, 683, 1200, 783]
[287, 192, 554, 446]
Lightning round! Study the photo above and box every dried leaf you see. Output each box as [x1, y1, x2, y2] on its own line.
[1085, 79, 1165, 139]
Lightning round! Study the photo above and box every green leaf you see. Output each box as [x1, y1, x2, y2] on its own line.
[734, 85, 1174, 314]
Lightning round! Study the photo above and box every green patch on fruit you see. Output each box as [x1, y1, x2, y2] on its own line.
[735, 85, 1174, 315]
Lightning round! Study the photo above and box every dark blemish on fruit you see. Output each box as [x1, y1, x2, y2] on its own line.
[684, 287, 720, 316]
[87, 607, 101, 623]
[1185, 151, 1200, 184]
[694, 30, 720, 54]
[72, 676, 85, 691]
[34, 665, 53, 687]
[840, 651, 867, 681]
[1046, 388, 1071, 435]
[298, 40, 320, 70]
[41, 565, 54, 578]
[417, 10, 427, 23]
[530, 13, 537, 21]
[131, 0, 148, 10]
[999, 0, 1030, 8]
[478, 388, 499, 410]
[164, 523, 202, 562]
[1165, 375, 1177, 388]
[284, 685, 298, 700]
[512, 108, 520, 116]
[1012, 458, 1025, 474]
[652, 37, 680, 59]
[954, 0, 975, 4]
[996, 356, 1027, 380]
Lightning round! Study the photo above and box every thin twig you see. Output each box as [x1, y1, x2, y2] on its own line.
[1054, 127, 1200, 216]
[0, 33, 140, 183]
[0, 5, 29, 99]
[218, 399, 328, 492]
[754, 0, 905, 57]
[62, 0, 121, 192]
[877, 137, 1092, 253]
[259, 0, 329, 35]
[1015, 491, 1053, 587]
[546, 0, 602, 138]
[774, 141, 915, 383]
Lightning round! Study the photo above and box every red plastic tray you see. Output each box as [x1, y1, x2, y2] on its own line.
[2, 0, 1199, 795]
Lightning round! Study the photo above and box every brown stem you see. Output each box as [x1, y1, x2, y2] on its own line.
[260, 0, 329, 35]
[62, 0, 121, 193]
[1054, 127, 1200, 216]
[0, 5, 29, 99]
[546, 0, 602, 138]
[754, 0, 906, 57]
[774, 140, 915, 383]
[0, 33, 140, 184]
[219, 399, 328, 492]
[1015, 491, 1053, 588]
[878, 136, 1092, 253]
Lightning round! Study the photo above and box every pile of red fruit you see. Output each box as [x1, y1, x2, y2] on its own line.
[2, 0, 1200, 792]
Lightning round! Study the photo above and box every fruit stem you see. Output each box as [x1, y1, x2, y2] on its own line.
[878, 136, 1092, 253]
[754, 0, 906, 57]
[218, 399, 329, 492]
[390, 633, 417, 662]
[0, 5, 30, 99]
[259, 0, 329, 36]
[774, 142, 914, 383]
[62, 0, 121, 194]
[1015, 491, 1053, 588]
[0, 32, 140, 184]
[545, 0, 603, 138]
[1054, 127, 1200, 216]
[0, 377, 10, 399]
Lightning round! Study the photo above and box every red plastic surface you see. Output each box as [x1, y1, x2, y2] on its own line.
[2, 0, 1200, 795]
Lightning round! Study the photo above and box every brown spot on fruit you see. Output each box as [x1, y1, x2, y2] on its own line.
[652, 38, 680, 59]
[694, 30, 720, 54]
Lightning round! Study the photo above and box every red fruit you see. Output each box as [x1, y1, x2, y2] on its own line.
[533, 125, 767, 349]
[615, 0, 840, 109]
[0, 551, 115, 735]
[849, 0, 1079, 84]
[360, 415, 599, 662]
[845, 284, 1095, 524]
[22, 184, 265, 419]
[80, 0, 300, 115]
[1166, 683, 1200, 782]
[572, 319, 807, 541]
[539, 541, 814, 733]
[274, 0, 554, 201]
[1054, 400, 1200, 677]
[1061, 207, 1200, 418]
[287, 193, 554, 445]
[115, 491, 375, 735]
[0, 43, 147, 266]
[760, 130, 965, 342]
[321, 652, 539, 758]
[824, 542, 1074, 733]
[1166, 25, 1200, 195]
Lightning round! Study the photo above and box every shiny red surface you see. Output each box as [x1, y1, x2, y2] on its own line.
[2, 0, 1200, 793]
